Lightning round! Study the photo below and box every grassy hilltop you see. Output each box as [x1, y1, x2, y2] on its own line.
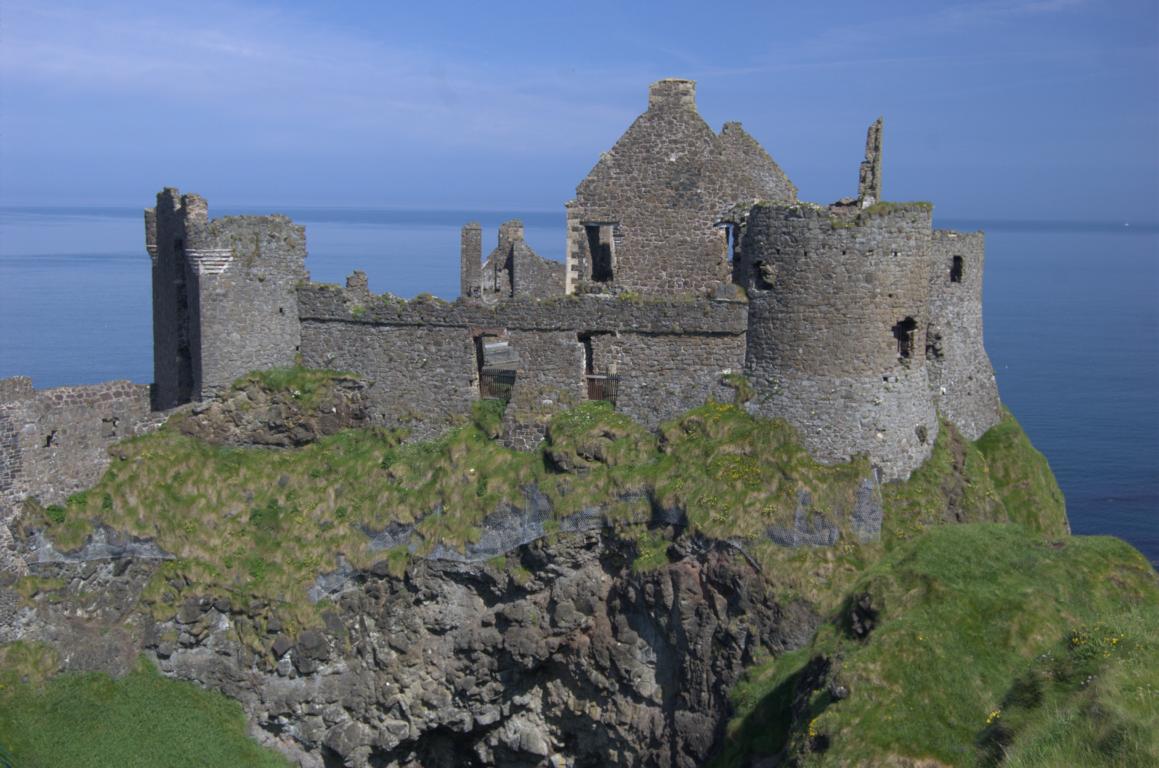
[2, 370, 1154, 767]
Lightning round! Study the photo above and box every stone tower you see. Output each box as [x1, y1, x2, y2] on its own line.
[926, 230, 1003, 439]
[742, 200, 939, 480]
[146, 188, 308, 408]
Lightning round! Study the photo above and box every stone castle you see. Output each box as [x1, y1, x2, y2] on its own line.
[1, 78, 1002, 524]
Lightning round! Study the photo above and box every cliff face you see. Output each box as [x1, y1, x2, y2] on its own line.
[7, 530, 816, 768]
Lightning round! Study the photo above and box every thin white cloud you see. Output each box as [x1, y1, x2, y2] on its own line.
[0, 1, 638, 153]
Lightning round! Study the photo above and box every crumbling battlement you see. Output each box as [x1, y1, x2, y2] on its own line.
[461, 220, 566, 303]
[0, 376, 34, 404]
[298, 284, 747, 334]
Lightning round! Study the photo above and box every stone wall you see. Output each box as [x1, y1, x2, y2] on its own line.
[188, 214, 308, 399]
[743, 202, 938, 479]
[0, 377, 34, 404]
[927, 230, 1002, 439]
[300, 322, 478, 437]
[589, 332, 741, 426]
[460, 223, 482, 300]
[0, 381, 155, 515]
[298, 285, 747, 435]
[566, 79, 797, 298]
[298, 286, 749, 336]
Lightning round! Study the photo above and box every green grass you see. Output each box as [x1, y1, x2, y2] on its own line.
[975, 408, 1069, 535]
[230, 366, 357, 410]
[20, 386, 1068, 636]
[0, 654, 290, 768]
[714, 525, 1159, 767]
[882, 414, 1069, 546]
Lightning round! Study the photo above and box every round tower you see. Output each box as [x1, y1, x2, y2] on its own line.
[743, 202, 939, 479]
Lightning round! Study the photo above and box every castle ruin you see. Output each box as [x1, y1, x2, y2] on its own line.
[1, 79, 1004, 528]
[144, 79, 1002, 478]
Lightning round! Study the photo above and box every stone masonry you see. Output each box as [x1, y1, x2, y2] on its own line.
[0, 379, 161, 573]
[147, 189, 307, 408]
[462, 220, 566, 303]
[927, 229, 1003, 439]
[564, 79, 797, 297]
[742, 202, 940, 479]
[132, 79, 1000, 477]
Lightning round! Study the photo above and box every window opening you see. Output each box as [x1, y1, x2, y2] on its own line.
[172, 237, 193, 403]
[585, 224, 614, 283]
[950, 255, 964, 283]
[579, 333, 595, 375]
[475, 334, 516, 402]
[893, 316, 918, 359]
[753, 260, 776, 289]
[578, 332, 620, 404]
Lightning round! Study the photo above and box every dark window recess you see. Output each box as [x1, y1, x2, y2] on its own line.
[579, 331, 620, 404]
[893, 316, 918, 359]
[172, 237, 193, 403]
[579, 333, 595, 374]
[950, 255, 964, 283]
[586, 224, 614, 283]
[753, 260, 776, 289]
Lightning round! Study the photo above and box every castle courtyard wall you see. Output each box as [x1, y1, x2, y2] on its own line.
[297, 286, 747, 435]
[1, 380, 156, 514]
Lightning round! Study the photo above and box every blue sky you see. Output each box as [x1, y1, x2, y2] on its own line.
[1, 0, 1156, 220]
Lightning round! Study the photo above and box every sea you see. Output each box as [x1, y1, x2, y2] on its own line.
[1, 206, 1156, 567]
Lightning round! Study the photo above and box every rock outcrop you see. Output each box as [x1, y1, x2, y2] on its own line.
[4, 529, 816, 767]
[177, 374, 372, 447]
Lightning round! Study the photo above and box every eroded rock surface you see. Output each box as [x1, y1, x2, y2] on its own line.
[177, 376, 372, 447]
[5, 530, 816, 768]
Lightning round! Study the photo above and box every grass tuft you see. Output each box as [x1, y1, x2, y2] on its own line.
[0, 655, 290, 767]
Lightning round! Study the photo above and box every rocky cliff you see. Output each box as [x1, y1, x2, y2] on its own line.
[7, 527, 816, 768]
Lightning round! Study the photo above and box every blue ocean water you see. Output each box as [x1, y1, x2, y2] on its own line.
[1, 206, 1156, 565]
